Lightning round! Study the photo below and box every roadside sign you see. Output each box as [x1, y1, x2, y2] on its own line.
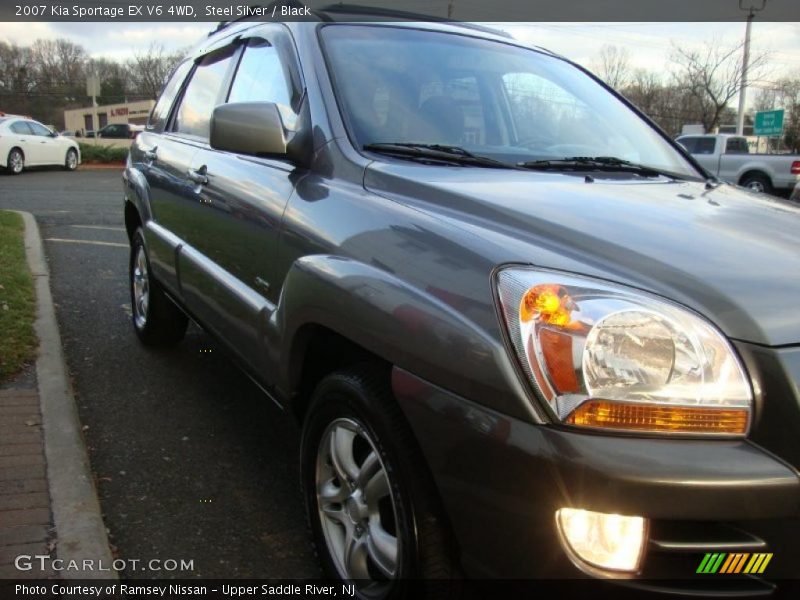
[86, 75, 100, 98]
[754, 109, 784, 136]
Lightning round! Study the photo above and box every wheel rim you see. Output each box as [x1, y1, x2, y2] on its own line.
[316, 418, 400, 591]
[132, 245, 150, 329]
[9, 151, 23, 173]
[67, 150, 77, 170]
[746, 180, 765, 193]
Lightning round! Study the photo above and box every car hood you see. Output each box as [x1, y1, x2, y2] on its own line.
[365, 164, 800, 347]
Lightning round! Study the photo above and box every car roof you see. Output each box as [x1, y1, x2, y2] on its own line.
[208, 2, 512, 40]
[193, 14, 560, 68]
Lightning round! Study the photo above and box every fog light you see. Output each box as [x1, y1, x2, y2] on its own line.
[556, 508, 646, 573]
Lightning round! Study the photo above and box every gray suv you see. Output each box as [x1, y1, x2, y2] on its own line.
[123, 11, 800, 597]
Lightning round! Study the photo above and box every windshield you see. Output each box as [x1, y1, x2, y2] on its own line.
[321, 25, 700, 179]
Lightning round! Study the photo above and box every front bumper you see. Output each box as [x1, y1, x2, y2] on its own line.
[392, 355, 800, 594]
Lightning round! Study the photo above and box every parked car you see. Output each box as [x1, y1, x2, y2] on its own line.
[676, 133, 800, 195]
[123, 13, 800, 597]
[86, 123, 142, 139]
[0, 115, 80, 174]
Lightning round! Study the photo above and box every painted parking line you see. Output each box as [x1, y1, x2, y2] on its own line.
[71, 225, 126, 232]
[44, 238, 128, 248]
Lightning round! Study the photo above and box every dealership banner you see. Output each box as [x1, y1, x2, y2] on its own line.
[3, 0, 800, 22]
[9, 579, 799, 599]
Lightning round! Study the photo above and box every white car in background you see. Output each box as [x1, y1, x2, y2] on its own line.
[0, 115, 81, 175]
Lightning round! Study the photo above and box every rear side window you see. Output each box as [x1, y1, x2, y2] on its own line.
[10, 121, 32, 134]
[148, 60, 193, 132]
[174, 46, 238, 139]
[726, 138, 749, 154]
[694, 138, 716, 154]
[677, 137, 697, 153]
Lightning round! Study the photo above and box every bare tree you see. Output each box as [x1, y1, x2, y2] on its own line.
[670, 39, 770, 132]
[0, 41, 35, 114]
[88, 57, 131, 104]
[29, 38, 87, 89]
[593, 45, 632, 90]
[127, 43, 186, 100]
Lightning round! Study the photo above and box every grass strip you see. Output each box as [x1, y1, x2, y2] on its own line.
[0, 211, 37, 382]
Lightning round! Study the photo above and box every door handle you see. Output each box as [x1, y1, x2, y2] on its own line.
[187, 166, 208, 185]
[143, 147, 157, 162]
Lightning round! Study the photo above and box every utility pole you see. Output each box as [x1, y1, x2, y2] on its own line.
[736, 0, 766, 136]
[87, 72, 100, 145]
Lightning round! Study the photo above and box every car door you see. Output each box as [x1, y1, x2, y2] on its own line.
[27, 121, 61, 164]
[183, 28, 303, 377]
[8, 121, 38, 165]
[135, 49, 239, 297]
[132, 58, 194, 295]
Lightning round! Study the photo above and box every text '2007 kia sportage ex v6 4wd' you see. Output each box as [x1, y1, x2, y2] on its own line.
[122, 13, 800, 598]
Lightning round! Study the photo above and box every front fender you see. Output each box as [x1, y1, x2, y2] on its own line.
[269, 255, 534, 422]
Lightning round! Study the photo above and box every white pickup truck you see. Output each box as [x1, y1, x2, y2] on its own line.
[676, 133, 800, 196]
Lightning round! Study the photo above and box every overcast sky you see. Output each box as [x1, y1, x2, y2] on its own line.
[1, 20, 798, 102]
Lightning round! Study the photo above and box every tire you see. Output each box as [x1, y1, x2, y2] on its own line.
[64, 148, 78, 171]
[6, 148, 24, 175]
[301, 365, 460, 600]
[129, 228, 188, 346]
[740, 173, 773, 195]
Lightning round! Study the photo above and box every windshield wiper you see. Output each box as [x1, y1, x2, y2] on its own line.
[518, 156, 687, 180]
[364, 143, 525, 170]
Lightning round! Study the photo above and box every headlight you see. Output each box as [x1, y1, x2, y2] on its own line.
[495, 268, 752, 435]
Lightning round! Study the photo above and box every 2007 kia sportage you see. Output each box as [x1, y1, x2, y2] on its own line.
[123, 7, 800, 598]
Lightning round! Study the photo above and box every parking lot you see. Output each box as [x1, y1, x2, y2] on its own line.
[0, 169, 318, 578]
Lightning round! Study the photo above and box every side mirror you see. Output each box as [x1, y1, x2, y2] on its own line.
[210, 102, 289, 158]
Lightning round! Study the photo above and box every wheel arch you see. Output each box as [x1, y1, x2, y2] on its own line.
[272, 254, 524, 422]
[7, 146, 24, 160]
[123, 166, 153, 240]
[738, 169, 773, 187]
[124, 200, 142, 242]
[286, 322, 389, 422]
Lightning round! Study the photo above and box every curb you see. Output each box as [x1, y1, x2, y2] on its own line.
[15, 210, 117, 580]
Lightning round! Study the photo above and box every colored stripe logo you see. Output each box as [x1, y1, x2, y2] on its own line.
[697, 553, 773, 574]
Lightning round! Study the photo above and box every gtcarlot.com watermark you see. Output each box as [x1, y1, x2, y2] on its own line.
[14, 554, 194, 573]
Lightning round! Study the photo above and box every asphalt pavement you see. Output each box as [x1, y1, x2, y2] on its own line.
[0, 168, 319, 578]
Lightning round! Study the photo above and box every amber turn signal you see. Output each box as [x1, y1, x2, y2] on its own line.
[520, 284, 572, 326]
[566, 400, 749, 434]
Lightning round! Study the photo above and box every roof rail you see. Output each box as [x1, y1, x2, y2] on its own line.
[209, 1, 331, 36]
[208, 2, 511, 39]
[316, 3, 511, 37]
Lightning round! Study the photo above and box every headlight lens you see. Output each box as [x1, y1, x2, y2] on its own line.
[495, 268, 752, 435]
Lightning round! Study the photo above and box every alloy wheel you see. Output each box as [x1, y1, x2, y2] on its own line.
[132, 245, 150, 329]
[316, 418, 400, 593]
[9, 150, 23, 174]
